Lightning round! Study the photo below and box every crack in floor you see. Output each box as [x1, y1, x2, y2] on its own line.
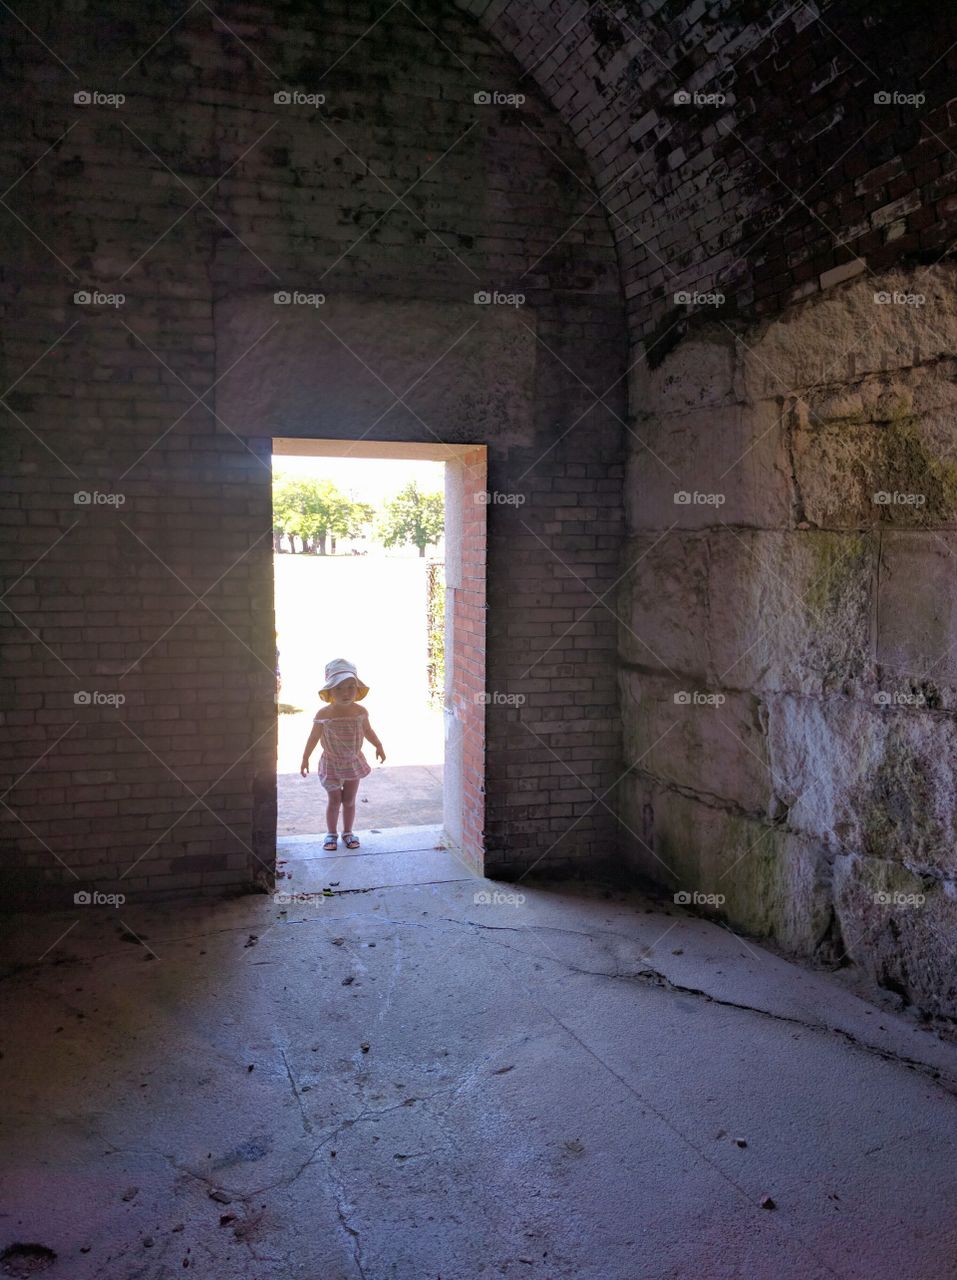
[441, 917, 957, 1096]
[326, 1151, 369, 1280]
[280, 1046, 314, 1135]
[520, 966, 847, 1280]
[11, 903, 954, 1097]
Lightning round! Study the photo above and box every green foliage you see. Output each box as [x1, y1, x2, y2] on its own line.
[426, 561, 445, 706]
[376, 481, 444, 557]
[272, 473, 443, 556]
[272, 474, 374, 553]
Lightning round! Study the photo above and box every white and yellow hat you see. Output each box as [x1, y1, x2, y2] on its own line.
[319, 658, 369, 703]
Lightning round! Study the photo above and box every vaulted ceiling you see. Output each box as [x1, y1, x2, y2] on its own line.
[451, 1, 950, 346]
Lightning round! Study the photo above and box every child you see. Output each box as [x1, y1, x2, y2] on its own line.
[300, 658, 386, 851]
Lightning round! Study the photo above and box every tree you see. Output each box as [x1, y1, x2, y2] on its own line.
[337, 498, 374, 545]
[376, 482, 444, 557]
[298, 479, 342, 555]
[272, 475, 301, 552]
[272, 475, 374, 554]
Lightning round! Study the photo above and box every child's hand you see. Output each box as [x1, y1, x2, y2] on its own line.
[376, 745, 386, 764]
[300, 758, 310, 777]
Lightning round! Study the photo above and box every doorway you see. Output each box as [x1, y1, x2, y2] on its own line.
[271, 438, 487, 893]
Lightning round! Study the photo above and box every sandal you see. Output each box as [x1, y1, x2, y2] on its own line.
[342, 832, 360, 850]
[323, 833, 338, 851]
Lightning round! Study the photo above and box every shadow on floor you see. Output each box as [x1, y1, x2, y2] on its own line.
[3, 874, 957, 1277]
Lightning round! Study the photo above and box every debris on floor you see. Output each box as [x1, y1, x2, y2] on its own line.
[0, 1244, 57, 1277]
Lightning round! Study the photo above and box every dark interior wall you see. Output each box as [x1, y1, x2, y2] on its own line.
[482, 0, 957, 1018]
[0, 0, 626, 905]
[6, 0, 954, 1020]
[456, 0, 957, 1015]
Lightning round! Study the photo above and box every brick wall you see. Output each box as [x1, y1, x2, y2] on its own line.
[8, 0, 954, 1024]
[0, 0, 625, 905]
[451, 446, 486, 873]
[458, 0, 957, 344]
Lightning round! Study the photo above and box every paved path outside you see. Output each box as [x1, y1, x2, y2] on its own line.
[278, 762, 444, 835]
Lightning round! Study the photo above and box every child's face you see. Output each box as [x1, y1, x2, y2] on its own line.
[332, 677, 358, 703]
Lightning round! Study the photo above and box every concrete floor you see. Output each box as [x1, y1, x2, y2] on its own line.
[278, 825, 473, 892]
[2, 854, 957, 1280]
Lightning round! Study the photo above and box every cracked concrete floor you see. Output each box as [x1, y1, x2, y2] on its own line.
[2, 877, 957, 1280]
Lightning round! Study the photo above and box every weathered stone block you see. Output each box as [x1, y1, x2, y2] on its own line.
[620, 669, 772, 817]
[625, 401, 792, 531]
[742, 266, 957, 399]
[618, 533, 709, 677]
[791, 366, 957, 529]
[832, 853, 957, 1018]
[216, 296, 539, 446]
[791, 405, 880, 530]
[619, 777, 835, 955]
[706, 530, 874, 694]
[629, 332, 740, 414]
[877, 532, 957, 685]
[766, 694, 957, 875]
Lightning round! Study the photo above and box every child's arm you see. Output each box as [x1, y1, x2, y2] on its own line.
[362, 711, 386, 763]
[300, 717, 324, 776]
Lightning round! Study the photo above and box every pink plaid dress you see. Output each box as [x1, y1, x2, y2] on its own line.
[316, 715, 371, 791]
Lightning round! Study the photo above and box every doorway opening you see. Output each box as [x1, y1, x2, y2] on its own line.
[271, 438, 487, 893]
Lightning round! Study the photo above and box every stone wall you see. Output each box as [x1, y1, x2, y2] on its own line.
[619, 264, 957, 1017]
[450, 0, 957, 1016]
[0, 0, 626, 905]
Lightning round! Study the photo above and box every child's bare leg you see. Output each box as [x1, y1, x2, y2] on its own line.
[341, 779, 359, 833]
[325, 786, 342, 833]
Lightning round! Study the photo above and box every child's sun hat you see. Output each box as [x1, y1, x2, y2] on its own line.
[319, 658, 370, 702]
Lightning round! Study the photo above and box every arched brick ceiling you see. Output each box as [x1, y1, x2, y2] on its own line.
[452, 0, 956, 350]
[453, 0, 806, 343]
